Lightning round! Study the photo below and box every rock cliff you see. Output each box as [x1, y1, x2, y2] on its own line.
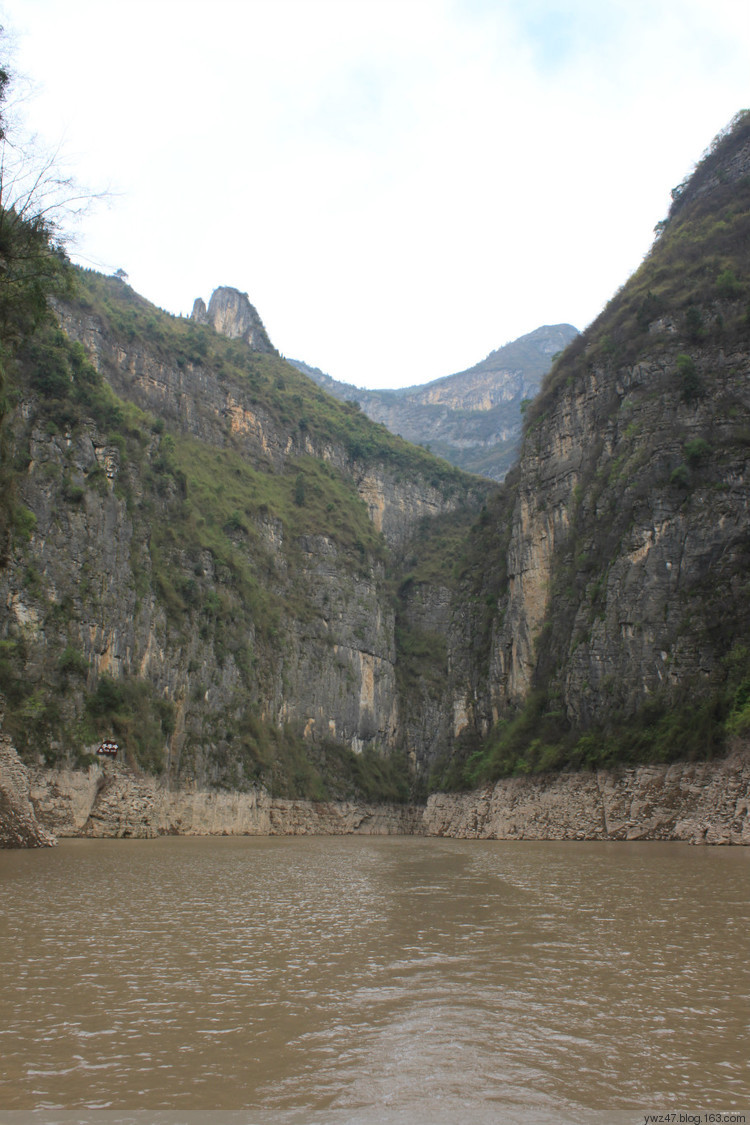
[1, 269, 489, 801]
[461, 110, 750, 783]
[26, 753, 420, 838]
[0, 737, 56, 847]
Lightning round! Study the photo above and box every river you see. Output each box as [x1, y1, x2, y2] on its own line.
[0, 837, 748, 1124]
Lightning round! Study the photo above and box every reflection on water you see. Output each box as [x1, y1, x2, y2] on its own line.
[0, 836, 748, 1121]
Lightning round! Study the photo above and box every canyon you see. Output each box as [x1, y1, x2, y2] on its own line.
[2, 113, 750, 845]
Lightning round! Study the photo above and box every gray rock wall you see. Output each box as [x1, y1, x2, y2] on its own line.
[491, 339, 750, 726]
[194, 287, 275, 353]
[7, 299, 483, 779]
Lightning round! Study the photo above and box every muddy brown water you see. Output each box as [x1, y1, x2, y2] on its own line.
[0, 836, 748, 1123]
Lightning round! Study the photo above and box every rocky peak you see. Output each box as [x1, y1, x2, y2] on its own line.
[191, 297, 209, 325]
[191, 286, 275, 353]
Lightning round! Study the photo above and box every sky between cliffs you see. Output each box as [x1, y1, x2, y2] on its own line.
[2, 0, 749, 389]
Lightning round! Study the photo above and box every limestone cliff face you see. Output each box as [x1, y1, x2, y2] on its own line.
[355, 468, 456, 548]
[493, 330, 750, 729]
[26, 755, 420, 839]
[489, 115, 750, 736]
[0, 737, 56, 847]
[393, 577, 494, 776]
[0, 416, 401, 772]
[423, 742, 750, 845]
[2, 273, 489, 796]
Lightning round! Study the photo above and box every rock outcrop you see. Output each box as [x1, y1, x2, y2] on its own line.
[191, 286, 275, 352]
[26, 751, 421, 839]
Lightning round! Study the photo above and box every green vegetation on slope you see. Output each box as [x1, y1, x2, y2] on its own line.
[441, 641, 750, 789]
[529, 110, 750, 424]
[74, 270, 472, 494]
[1, 255, 487, 799]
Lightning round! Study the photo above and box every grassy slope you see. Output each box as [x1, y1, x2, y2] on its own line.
[74, 270, 473, 494]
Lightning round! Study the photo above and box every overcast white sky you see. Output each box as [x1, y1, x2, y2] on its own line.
[1, 0, 748, 389]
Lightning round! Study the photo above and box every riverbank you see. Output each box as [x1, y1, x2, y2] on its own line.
[423, 748, 750, 844]
[27, 754, 421, 839]
[2, 739, 749, 846]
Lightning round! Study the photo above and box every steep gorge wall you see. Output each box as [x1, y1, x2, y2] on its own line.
[1, 282, 490, 790]
[492, 342, 750, 721]
[489, 119, 750, 733]
[0, 417, 402, 772]
[393, 578, 495, 775]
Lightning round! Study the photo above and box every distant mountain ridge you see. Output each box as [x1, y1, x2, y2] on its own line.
[289, 323, 579, 480]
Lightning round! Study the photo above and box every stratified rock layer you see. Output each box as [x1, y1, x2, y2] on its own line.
[423, 745, 750, 845]
[27, 755, 421, 839]
[2, 741, 744, 845]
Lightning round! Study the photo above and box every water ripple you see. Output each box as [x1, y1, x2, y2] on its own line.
[0, 836, 748, 1114]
